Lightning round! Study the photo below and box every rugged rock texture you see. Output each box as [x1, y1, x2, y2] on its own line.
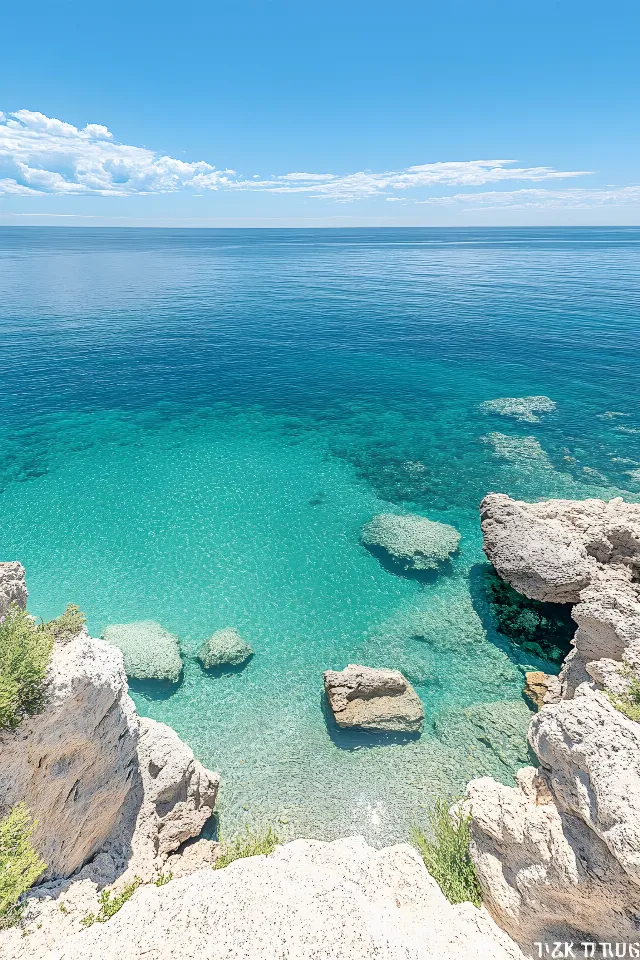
[0, 630, 139, 880]
[102, 621, 183, 684]
[0, 560, 27, 618]
[0, 627, 218, 884]
[362, 513, 461, 571]
[28, 838, 523, 960]
[480, 396, 556, 423]
[323, 664, 424, 732]
[470, 494, 640, 954]
[523, 671, 561, 710]
[197, 628, 253, 669]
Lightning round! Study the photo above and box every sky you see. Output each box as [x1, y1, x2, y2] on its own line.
[1, 0, 639, 227]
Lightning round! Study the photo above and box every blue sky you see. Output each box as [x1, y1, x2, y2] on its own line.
[1, 0, 639, 226]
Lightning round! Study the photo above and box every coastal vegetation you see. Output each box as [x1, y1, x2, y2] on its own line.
[214, 825, 280, 870]
[607, 666, 640, 723]
[0, 604, 85, 731]
[0, 804, 46, 929]
[81, 878, 141, 928]
[411, 800, 481, 907]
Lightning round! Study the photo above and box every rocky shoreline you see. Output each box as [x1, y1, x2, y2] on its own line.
[1, 492, 639, 958]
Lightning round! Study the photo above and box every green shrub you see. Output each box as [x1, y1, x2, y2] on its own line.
[45, 605, 86, 644]
[0, 804, 46, 929]
[81, 877, 141, 928]
[0, 606, 54, 731]
[214, 825, 279, 870]
[607, 666, 640, 723]
[154, 871, 173, 887]
[411, 799, 481, 906]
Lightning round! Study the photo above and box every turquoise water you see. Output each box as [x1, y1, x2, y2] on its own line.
[1, 227, 639, 844]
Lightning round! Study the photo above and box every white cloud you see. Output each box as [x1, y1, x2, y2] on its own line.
[0, 108, 637, 211]
[0, 109, 232, 196]
[418, 186, 640, 209]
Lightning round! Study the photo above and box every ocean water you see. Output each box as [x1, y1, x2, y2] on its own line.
[1, 227, 639, 845]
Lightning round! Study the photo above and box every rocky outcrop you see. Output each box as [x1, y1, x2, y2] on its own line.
[323, 664, 424, 732]
[0, 561, 27, 618]
[24, 838, 523, 960]
[362, 513, 461, 571]
[0, 626, 218, 885]
[102, 621, 184, 684]
[197, 628, 253, 669]
[469, 494, 640, 954]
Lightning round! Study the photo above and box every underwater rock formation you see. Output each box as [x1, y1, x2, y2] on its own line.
[480, 396, 556, 423]
[102, 620, 183, 684]
[361, 513, 460, 571]
[323, 664, 424, 732]
[469, 494, 640, 954]
[30, 838, 524, 960]
[0, 560, 27, 618]
[197, 628, 253, 669]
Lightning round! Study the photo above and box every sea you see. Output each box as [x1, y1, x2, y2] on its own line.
[1, 226, 638, 844]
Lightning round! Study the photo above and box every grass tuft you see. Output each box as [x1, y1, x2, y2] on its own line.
[81, 877, 141, 928]
[214, 825, 279, 870]
[411, 798, 482, 907]
[0, 804, 46, 929]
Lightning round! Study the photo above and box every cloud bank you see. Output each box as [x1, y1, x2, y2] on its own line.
[0, 109, 638, 210]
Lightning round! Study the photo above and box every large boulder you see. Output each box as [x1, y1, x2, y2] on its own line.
[35, 838, 523, 960]
[197, 628, 253, 670]
[102, 621, 183, 684]
[323, 664, 424, 733]
[362, 513, 461, 571]
[0, 561, 27, 618]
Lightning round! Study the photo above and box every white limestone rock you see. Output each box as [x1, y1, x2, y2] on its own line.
[197, 628, 253, 669]
[0, 629, 139, 880]
[480, 396, 557, 423]
[38, 837, 524, 960]
[480, 493, 640, 604]
[0, 560, 27, 618]
[323, 664, 424, 732]
[467, 770, 640, 950]
[102, 620, 183, 684]
[362, 513, 461, 571]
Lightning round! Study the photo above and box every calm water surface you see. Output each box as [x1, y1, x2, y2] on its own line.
[1, 227, 639, 843]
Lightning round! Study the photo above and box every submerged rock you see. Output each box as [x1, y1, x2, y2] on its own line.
[197, 628, 253, 669]
[523, 671, 561, 710]
[480, 395, 556, 423]
[323, 664, 424, 732]
[102, 620, 183, 684]
[362, 513, 461, 571]
[26, 837, 523, 960]
[0, 560, 27, 618]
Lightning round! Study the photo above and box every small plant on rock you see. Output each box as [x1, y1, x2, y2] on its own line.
[45, 605, 86, 644]
[0, 804, 46, 930]
[214, 825, 279, 870]
[411, 798, 481, 907]
[607, 665, 640, 723]
[154, 871, 173, 887]
[81, 877, 141, 928]
[0, 605, 54, 731]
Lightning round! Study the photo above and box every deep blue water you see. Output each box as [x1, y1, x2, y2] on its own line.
[0, 227, 638, 843]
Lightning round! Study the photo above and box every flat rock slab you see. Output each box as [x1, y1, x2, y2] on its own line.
[362, 513, 460, 571]
[197, 628, 253, 669]
[323, 664, 424, 733]
[102, 620, 183, 683]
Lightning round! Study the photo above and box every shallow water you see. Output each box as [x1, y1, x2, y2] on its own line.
[1, 227, 639, 844]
